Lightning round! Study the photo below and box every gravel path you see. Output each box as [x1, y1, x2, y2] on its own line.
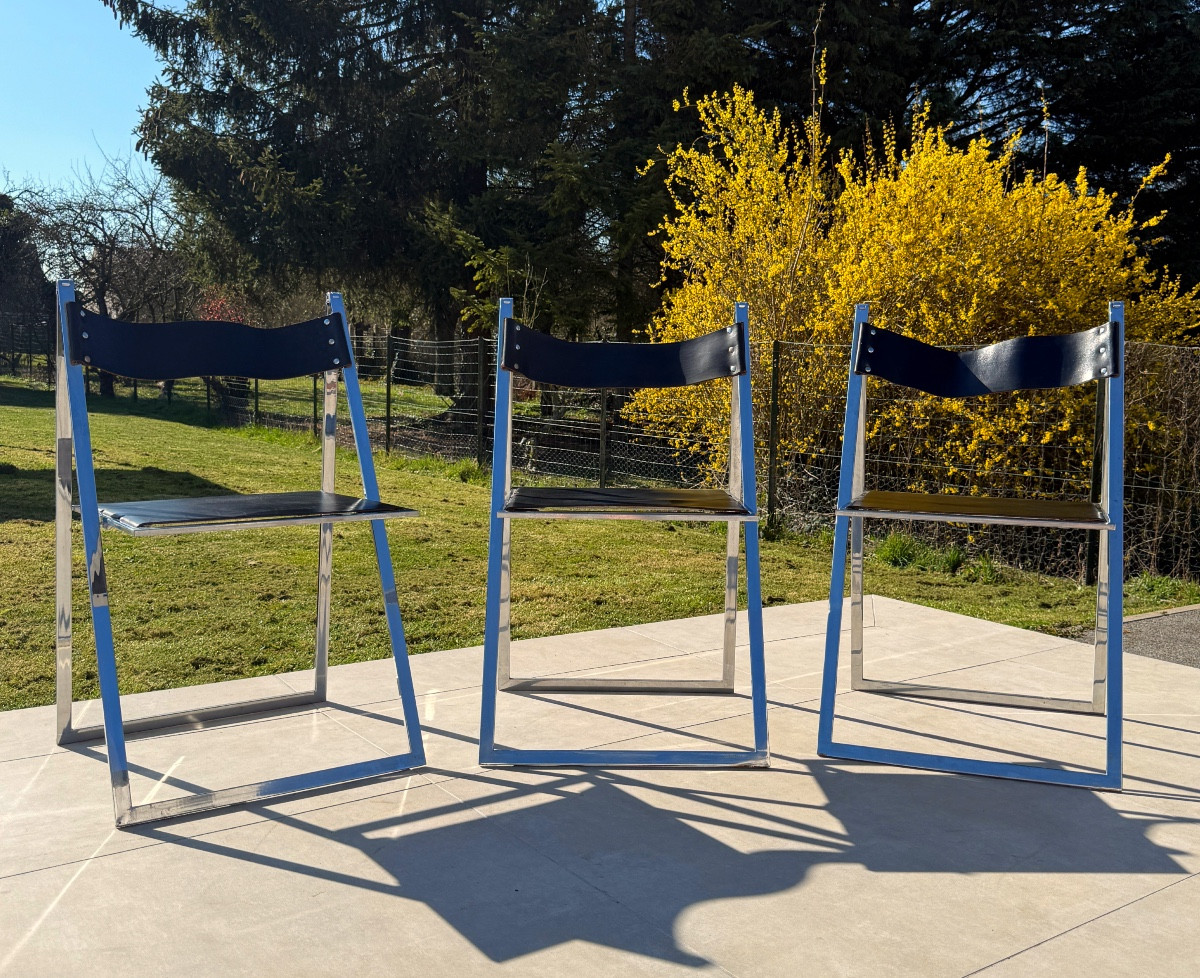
[1081, 604, 1200, 669]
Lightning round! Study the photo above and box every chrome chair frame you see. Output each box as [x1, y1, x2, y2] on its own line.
[817, 302, 1125, 789]
[478, 298, 769, 767]
[55, 282, 425, 826]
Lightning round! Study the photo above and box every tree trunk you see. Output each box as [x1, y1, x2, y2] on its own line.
[624, 0, 637, 62]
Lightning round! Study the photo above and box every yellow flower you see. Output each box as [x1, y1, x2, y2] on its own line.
[630, 88, 1200, 495]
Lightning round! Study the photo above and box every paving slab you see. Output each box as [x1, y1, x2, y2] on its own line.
[3, 597, 1200, 977]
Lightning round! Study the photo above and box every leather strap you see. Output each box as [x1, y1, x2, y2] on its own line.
[854, 321, 1120, 396]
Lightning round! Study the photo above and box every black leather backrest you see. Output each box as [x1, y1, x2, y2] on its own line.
[853, 320, 1120, 396]
[65, 304, 351, 381]
[500, 319, 747, 388]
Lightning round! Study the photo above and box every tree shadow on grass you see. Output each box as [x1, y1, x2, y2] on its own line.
[0, 465, 231, 522]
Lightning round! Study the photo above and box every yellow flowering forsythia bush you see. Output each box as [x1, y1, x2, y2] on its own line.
[630, 89, 1200, 500]
[628, 86, 832, 480]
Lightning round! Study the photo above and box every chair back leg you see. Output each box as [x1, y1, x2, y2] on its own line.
[55, 308, 75, 745]
[56, 281, 135, 822]
[1100, 299, 1125, 781]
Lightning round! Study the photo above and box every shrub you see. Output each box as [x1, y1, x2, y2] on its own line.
[930, 543, 967, 575]
[626, 85, 832, 481]
[875, 531, 924, 568]
[628, 87, 1200, 503]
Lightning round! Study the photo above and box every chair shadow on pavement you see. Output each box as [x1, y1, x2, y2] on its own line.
[132, 753, 1190, 967]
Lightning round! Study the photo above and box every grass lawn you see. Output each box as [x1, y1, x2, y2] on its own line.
[2, 379, 1197, 712]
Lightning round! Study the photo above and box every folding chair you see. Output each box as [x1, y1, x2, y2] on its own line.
[478, 299, 769, 767]
[54, 281, 425, 826]
[818, 302, 1124, 789]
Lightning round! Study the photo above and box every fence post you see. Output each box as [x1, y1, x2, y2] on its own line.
[252, 378, 259, 424]
[311, 375, 318, 436]
[8, 325, 14, 376]
[476, 335, 487, 466]
[767, 339, 781, 527]
[598, 388, 610, 488]
[385, 329, 394, 454]
[132, 379, 138, 402]
[27, 328, 33, 381]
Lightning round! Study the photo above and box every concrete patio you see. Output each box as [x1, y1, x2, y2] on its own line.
[3, 596, 1199, 977]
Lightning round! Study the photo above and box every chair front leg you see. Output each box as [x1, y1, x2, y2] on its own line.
[818, 513, 852, 753]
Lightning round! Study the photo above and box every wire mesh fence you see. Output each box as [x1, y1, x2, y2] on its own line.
[6, 320, 1200, 582]
[1, 322, 55, 387]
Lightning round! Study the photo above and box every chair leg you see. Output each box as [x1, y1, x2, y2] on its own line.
[314, 520, 333, 701]
[82, 528, 136, 823]
[817, 514, 851, 754]
[63, 359, 135, 822]
[58, 507, 335, 745]
[54, 350, 75, 745]
[95, 514, 426, 827]
[481, 515, 768, 767]
[849, 518, 1104, 715]
[314, 368, 338, 701]
[479, 508, 508, 760]
[368, 518, 425, 764]
[743, 520, 769, 754]
[495, 516, 513, 688]
[1091, 526, 1111, 713]
[496, 517, 738, 695]
[1099, 523, 1123, 783]
[494, 520, 739, 696]
[849, 517, 864, 688]
[721, 520, 739, 687]
[819, 512, 1122, 789]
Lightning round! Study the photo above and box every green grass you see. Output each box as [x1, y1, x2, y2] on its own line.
[875, 531, 924, 568]
[2, 379, 1197, 712]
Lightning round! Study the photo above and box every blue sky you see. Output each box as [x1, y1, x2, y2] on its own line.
[1, 3, 167, 188]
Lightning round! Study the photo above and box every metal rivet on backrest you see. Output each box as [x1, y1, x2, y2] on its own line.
[328, 338, 335, 345]
[81, 332, 89, 340]
[867, 346, 873, 354]
[324, 318, 330, 325]
[1100, 367, 1107, 376]
[333, 358, 340, 365]
[83, 356, 91, 363]
[864, 364, 872, 373]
